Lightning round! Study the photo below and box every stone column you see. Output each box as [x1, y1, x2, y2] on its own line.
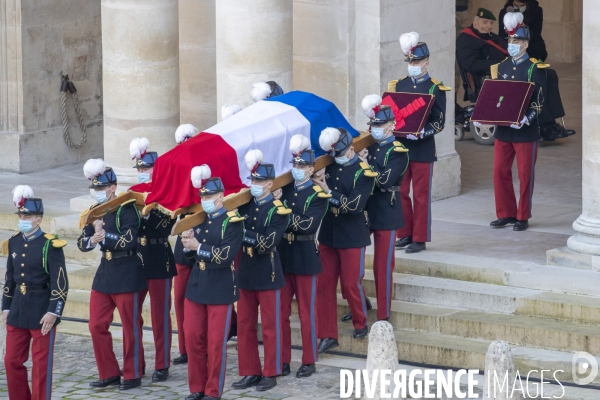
[102, 0, 179, 182]
[179, 0, 216, 129]
[567, 0, 600, 255]
[215, 0, 293, 110]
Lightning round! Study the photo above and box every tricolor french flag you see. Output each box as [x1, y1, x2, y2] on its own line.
[135, 91, 359, 211]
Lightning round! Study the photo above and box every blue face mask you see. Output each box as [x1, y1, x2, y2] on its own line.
[18, 220, 34, 234]
[508, 43, 522, 57]
[408, 65, 422, 77]
[250, 184, 266, 198]
[335, 156, 350, 165]
[94, 190, 108, 204]
[292, 168, 307, 182]
[138, 173, 151, 183]
[201, 199, 217, 214]
[371, 127, 387, 141]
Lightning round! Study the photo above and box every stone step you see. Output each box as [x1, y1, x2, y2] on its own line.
[440, 310, 600, 354]
[392, 250, 600, 298]
[332, 292, 600, 351]
[270, 317, 600, 387]
[369, 271, 539, 314]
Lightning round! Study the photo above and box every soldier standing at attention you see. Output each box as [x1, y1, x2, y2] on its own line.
[488, 12, 546, 231]
[278, 135, 330, 378]
[129, 138, 176, 382]
[180, 165, 244, 400]
[78, 159, 146, 390]
[2, 186, 68, 400]
[232, 150, 290, 392]
[392, 32, 449, 254]
[313, 127, 377, 353]
[172, 123, 199, 366]
[362, 98, 409, 321]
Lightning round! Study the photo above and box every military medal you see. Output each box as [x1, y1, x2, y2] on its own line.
[497, 96, 504, 108]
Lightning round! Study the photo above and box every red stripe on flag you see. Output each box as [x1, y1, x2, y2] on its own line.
[139, 132, 244, 211]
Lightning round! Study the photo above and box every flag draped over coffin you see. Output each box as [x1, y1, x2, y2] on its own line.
[130, 91, 359, 211]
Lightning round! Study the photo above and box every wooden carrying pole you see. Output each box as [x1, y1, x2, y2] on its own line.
[170, 131, 376, 236]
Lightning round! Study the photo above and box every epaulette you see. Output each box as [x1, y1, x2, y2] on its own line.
[226, 211, 245, 222]
[313, 185, 332, 198]
[431, 78, 451, 91]
[273, 199, 292, 215]
[392, 140, 409, 153]
[1, 232, 19, 256]
[490, 57, 509, 79]
[387, 80, 398, 92]
[360, 162, 379, 178]
[45, 233, 67, 248]
[530, 58, 550, 68]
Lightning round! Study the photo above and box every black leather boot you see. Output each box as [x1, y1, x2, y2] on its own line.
[90, 376, 120, 388]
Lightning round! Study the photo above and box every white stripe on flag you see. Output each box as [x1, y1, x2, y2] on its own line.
[204, 101, 311, 185]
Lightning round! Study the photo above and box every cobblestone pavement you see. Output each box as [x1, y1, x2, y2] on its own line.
[0, 333, 344, 399]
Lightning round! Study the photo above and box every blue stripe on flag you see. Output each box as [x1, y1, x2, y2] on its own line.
[266, 91, 360, 156]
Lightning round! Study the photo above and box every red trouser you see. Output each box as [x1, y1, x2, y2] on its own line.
[397, 161, 434, 242]
[89, 290, 144, 380]
[139, 278, 173, 370]
[281, 273, 318, 365]
[184, 300, 233, 397]
[494, 139, 538, 221]
[317, 245, 367, 339]
[174, 263, 192, 355]
[4, 325, 56, 400]
[371, 230, 396, 321]
[237, 288, 282, 377]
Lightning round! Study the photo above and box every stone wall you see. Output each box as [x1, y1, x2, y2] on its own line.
[471, 0, 582, 63]
[0, 0, 103, 173]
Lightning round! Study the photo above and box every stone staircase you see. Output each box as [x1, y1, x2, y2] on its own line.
[2, 203, 600, 397]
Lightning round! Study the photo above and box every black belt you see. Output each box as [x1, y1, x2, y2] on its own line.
[137, 237, 168, 246]
[102, 250, 135, 260]
[18, 283, 48, 295]
[285, 233, 316, 242]
[197, 261, 233, 270]
[242, 246, 277, 257]
[380, 186, 400, 193]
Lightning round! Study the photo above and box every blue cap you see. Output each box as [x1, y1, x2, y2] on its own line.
[16, 198, 44, 215]
[89, 168, 117, 189]
[199, 177, 224, 195]
[332, 128, 353, 157]
[248, 163, 276, 180]
[133, 151, 158, 168]
[510, 26, 531, 41]
[266, 81, 284, 98]
[290, 149, 316, 166]
[367, 105, 395, 126]
[405, 42, 430, 62]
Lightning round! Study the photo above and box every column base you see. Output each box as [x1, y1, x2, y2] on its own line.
[0, 124, 103, 173]
[567, 215, 600, 256]
[432, 152, 461, 202]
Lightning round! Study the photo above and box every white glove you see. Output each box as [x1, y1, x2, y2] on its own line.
[472, 121, 483, 127]
[405, 134, 419, 140]
[510, 116, 529, 130]
[420, 128, 425, 134]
